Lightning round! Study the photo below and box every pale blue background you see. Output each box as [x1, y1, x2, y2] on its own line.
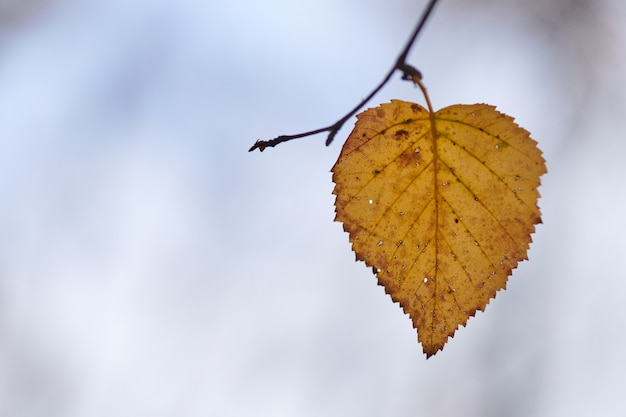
[1, 0, 625, 415]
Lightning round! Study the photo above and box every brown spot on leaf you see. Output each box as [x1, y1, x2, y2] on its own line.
[394, 129, 409, 140]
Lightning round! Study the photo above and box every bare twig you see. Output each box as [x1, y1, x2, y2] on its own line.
[249, 0, 440, 152]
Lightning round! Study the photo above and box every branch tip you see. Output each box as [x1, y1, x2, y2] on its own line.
[248, 141, 265, 152]
[325, 130, 337, 147]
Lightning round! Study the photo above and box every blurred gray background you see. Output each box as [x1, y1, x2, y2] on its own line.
[1, 0, 625, 415]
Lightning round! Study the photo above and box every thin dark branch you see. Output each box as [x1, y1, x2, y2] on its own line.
[396, 0, 439, 72]
[249, 0, 440, 152]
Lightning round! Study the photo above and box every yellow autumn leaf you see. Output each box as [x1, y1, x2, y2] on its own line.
[331, 100, 546, 357]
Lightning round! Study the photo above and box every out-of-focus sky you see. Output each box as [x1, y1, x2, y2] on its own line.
[1, 0, 625, 416]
